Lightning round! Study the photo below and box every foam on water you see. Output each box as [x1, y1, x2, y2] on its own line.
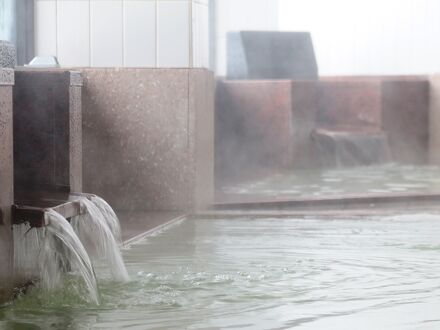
[12, 196, 128, 304]
[13, 210, 100, 304]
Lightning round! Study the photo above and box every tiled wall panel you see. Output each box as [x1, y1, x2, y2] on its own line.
[57, 0, 90, 66]
[90, 0, 124, 67]
[192, 1, 209, 68]
[34, 0, 57, 56]
[123, 0, 156, 67]
[157, 0, 190, 67]
[34, 0, 209, 68]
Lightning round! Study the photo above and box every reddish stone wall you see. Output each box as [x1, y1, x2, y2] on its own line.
[317, 80, 382, 132]
[216, 76, 430, 182]
[216, 81, 293, 182]
[430, 75, 440, 164]
[382, 80, 430, 164]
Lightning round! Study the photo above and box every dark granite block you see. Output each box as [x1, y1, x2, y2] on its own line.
[13, 69, 83, 201]
[227, 31, 318, 80]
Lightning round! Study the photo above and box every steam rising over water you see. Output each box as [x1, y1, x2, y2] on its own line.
[221, 164, 440, 199]
[4, 215, 440, 329]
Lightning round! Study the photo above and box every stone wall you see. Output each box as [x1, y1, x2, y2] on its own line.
[81, 68, 214, 212]
[215, 81, 294, 182]
[0, 68, 14, 301]
[382, 79, 429, 164]
[430, 75, 440, 164]
[216, 76, 431, 182]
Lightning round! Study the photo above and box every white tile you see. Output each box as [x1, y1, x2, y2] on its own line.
[157, 0, 190, 68]
[90, 0, 123, 67]
[192, 2, 201, 67]
[192, 0, 209, 5]
[192, 2, 209, 68]
[57, 0, 90, 67]
[200, 3, 210, 68]
[123, 0, 156, 67]
[34, 0, 57, 57]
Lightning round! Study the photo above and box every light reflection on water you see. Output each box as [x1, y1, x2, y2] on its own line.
[2, 215, 440, 329]
[221, 164, 440, 198]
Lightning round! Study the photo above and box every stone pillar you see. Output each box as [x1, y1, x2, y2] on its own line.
[0, 68, 14, 301]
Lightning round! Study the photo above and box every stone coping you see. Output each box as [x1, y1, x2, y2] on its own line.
[118, 211, 185, 244]
[194, 207, 440, 219]
[0, 68, 14, 86]
[217, 75, 430, 83]
[214, 192, 440, 211]
[14, 68, 83, 86]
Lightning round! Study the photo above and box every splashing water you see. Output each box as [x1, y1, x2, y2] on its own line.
[12, 196, 127, 304]
[41, 210, 100, 304]
[71, 198, 129, 282]
[13, 210, 100, 304]
[13, 224, 43, 282]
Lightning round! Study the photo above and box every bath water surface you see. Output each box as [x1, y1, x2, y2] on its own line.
[1, 215, 440, 329]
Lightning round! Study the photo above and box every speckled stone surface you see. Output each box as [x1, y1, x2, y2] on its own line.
[0, 41, 16, 68]
[317, 80, 382, 131]
[0, 69, 14, 297]
[382, 79, 429, 164]
[291, 81, 319, 168]
[430, 75, 440, 164]
[216, 76, 430, 183]
[13, 69, 83, 200]
[216, 80, 294, 183]
[0, 68, 14, 86]
[81, 68, 214, 211]
[189, 70, 215, 210]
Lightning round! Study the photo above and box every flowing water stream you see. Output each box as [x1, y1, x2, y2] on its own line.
[40, 210, 100, 304]
[11, 196, 128, 306]
[71, 198, 129, 282]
